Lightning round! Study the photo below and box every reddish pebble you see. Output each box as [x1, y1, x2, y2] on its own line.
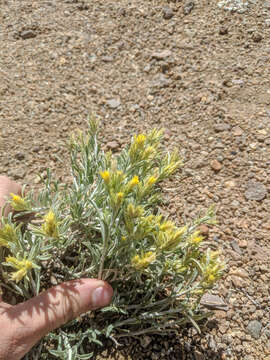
[210, 159, 222, 172]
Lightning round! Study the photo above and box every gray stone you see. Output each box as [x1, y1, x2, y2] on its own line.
[200, 294, 228, 310]
[107, 99, 121, 109]
[214, 123, 231, 132]
[20, 30, 37, 40]
[151, 50, 172, 60]
[265, 19, 270, 27]
[183, 1, 194, 15]
[163, 6, 174, 20]
[244, 181, 267, 201]
[247, 320, 262, 339]
[150, 74, 171, 90]
[15, 152, 25, 160]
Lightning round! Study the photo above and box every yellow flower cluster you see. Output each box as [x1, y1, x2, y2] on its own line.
[201, 251, 224, 287]
[0, 224, 17, 248]
[100, 168, 141, 210]
[41, 210, 59, 238]
[156, 225, 187, 251]
[5, 256, 35, 283]
[189, 230, 204, 245]
[10, 193, 30, 212]
[131, 251, 156, 270]
[128, 130, 162, 164]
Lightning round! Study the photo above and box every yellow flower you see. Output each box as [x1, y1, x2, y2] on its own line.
[147, 176, 157, 186]
[159, 220, 174, 232]
[189, 230, 204, 245]
[116, 192, 124, 206]
[129, 176, 139, 187]
[135, 134, 146, 146]
[157, 226, 187, 251]
[131, 251, 156, 270]
[10, 193, 30, 212]
[42, 210, 59, 237]
[100, 170, 110, 184]
[142, 146, 156, 160]
[5, 256, 34, 283]
[0, 224, 17, 248]
[126, 203, 144, 218]
[121, 236, 127, 242]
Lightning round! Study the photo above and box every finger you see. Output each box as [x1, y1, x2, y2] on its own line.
[0, 176, 22, 217]
[2, 279, 113, 360]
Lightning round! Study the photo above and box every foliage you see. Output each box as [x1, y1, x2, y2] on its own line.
[0, 118, 224, 358]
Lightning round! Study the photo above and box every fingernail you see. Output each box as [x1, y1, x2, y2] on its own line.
[91, 286, 112, 308]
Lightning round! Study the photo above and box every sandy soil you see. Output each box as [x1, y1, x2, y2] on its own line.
[0, 1, 269, 359]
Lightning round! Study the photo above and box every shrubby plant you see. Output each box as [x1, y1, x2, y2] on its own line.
[0, 118, 223, 359]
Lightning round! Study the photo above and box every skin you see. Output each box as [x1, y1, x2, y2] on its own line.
[0, 176, 113, 360]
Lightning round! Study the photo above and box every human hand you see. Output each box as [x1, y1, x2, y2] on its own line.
[0, 176, 113, 360]
[0, 176, 22, 217]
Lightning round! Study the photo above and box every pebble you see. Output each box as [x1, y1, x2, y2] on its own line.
[151, 50, 172, 60]
[107, 99, 121, 109]
[265, 19, 270, 27]
[150, 74, 171, 90]
[214, 123, 231, 132]
[15, 152, 25, 160]
[247, 320, 262, 339]
[20, 30, 37, 40]
[162, 6, 174, 20]
[106, 140, 119, 151]
[244, 181, 267, 201]
[219, 27, 228, 35]
[210, 159, 222, 172]
[252, 33, 263, 43]
[183, 1, 194, 15]
[233, 126, 244, 136]
[198, 224, 209, 236]
[238, 240, 247, 248]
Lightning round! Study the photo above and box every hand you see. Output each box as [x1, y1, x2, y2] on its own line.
[0, 176, 22, 217]
[0, 176, 113, 360]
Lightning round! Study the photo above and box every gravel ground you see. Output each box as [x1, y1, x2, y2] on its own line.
[0, 1, 270, 359]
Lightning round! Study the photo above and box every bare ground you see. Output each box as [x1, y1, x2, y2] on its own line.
[0, 0, 269, 359]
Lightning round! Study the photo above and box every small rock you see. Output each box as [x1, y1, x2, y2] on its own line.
[230, 269, 249, 278]
[150, 74, 171, 90]
[232, 126, 244, 136]
[200, 294, 228, 310]
[15, 152, 25, 161]
[224, 180, 236, 188]
[20, 30, 37, 40]
[107, 99, 121, 109]
[151, 50, 172, 60]
[265, 19, 270, 27]
[231, 275, 243, 288]
[244, 181, 267, 201]
[219, 27, 228, 35]
[183, 1, 194, 15]
[247, 320, 262, 339]
[199, 224, 209, 236]
[214, 123, 231, 132]
[210, 159, 222, 172]
[253, 33, 263, 43]
[162, 6, 174, 20]
[102, 56, 114, 63]
[140, 335, 152, 348]
[231, 240, 242, 255]
[106, 140, 119, 151]
[238, 240, 247, 248]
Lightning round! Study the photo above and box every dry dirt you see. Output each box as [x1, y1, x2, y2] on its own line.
[0, 0, 270, 359]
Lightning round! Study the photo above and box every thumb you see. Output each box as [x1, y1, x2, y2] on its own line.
[1, 279, 113, 360]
